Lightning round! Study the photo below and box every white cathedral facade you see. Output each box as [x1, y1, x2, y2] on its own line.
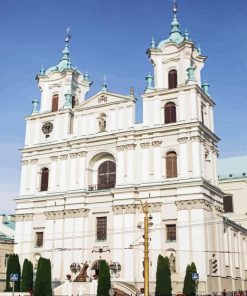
[14, 4, 247, 295]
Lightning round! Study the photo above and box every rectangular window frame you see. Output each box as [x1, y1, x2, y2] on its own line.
[166, 224, 176, 242]
[223, 195, 234, 213]
[35, 231, 44, 247]
[96, 216, 107, 241]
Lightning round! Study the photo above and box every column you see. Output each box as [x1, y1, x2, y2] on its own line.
[30, 159, 38, 193]
[60, 154, 68, 191]
[191, 136, 202, 177]
[50, 156, 58, 191]
[141, 143, 150, 182]
[190, 89, 199, 121]
[152, 141, 162, 181]
[116, 146, 125, 185]
[77, 151, 87, 189]
[20, 160, 29, 195]
[69, 153, 77, 189]
[178, 137, 189, 178]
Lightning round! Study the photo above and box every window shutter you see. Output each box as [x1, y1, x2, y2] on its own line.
[52, 95, 59, 112]
[40, 168, 49, 191]
[96, 217, 107, 241]
[165, 102, 176, 124]
[166, 152, 177, 178]
[168, 70, 177, 89]
[98, 161, 116, 190]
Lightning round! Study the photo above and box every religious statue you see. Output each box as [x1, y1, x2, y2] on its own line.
[98, 113, 106, 132]
[169, 253, 176, 272]
[75, 261, 89, 282]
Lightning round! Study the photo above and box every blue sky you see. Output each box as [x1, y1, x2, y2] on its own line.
[0, 0, 246, 214]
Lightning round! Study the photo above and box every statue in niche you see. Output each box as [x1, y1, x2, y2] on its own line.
[169, 253, 176, 272]
[98, 113, 106, 132]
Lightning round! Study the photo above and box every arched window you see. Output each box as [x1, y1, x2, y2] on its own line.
[166, 151, 177, 178]
[165, 102, 176, 124]
[168, 70, 177, 89]
[98, 161, 116, 190]
[72, 96, 76, 108]
[40, 168, 49, 191]
[51, 94, 59, 112]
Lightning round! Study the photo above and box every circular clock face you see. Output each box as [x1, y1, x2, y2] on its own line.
[42, 122, 53, 134]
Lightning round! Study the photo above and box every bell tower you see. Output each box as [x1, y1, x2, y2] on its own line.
[25, 31, 92, 147]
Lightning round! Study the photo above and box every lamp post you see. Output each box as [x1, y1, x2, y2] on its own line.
[137, 199, 152, 296]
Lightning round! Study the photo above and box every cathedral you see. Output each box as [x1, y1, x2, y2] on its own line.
[14, 3, 247, 295]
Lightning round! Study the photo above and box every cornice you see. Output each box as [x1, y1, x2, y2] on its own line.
[175, 198, 224, 213]
[45, 208, 90, 220]
[15, 213, 34, 222]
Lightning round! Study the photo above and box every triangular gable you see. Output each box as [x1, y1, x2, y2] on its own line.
[77, 91, 135, 110]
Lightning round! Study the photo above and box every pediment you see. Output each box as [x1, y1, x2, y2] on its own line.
[78, 91, 135, 110]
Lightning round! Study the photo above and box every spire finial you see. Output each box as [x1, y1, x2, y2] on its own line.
[173, 0, 178, 14]
[102, 75, 107, 92]
[65, 27, 71, 46]
[150, 36, 156, 49]
[40, 65, 45, 75]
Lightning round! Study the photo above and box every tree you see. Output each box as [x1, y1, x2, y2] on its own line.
[97, 260, 111, 296]
[34, 257, 52, 296]
[20, 259, 33, 292]
[155, 255, 172, 296]
[183, 263, 197, 296]
[5, 254, 21, 292]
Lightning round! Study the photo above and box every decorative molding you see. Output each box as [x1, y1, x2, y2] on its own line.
[175, 199, 223, 213]
[112, 202, 162, 215]
[140, 142, 150, 149]
[15, 213, 34, 222]
[116, 144, 137, 151]
[126, 144, 137, 150]
[116, 145, 125, 151]
[77, 151, 87, 157]
[50, 156, 59, 161]
[30, 159, 38, 164]
[21, 160, 29, 166]
[45, 209, 89, 220]
[152, 141, 162, 147]
[60, 154, 68, 160]
[49, 84, 61, 89]
[70, 153, 78, 158]
[178, 137, 189, 144]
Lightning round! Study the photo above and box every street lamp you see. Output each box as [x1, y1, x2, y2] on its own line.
[136, 199, 152, 296]
[109, 261, 121, 277]
[70, 262, 81, 274]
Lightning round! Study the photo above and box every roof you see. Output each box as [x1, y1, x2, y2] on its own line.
[2, 220, 15, 230]
[218, 155, 247, 180]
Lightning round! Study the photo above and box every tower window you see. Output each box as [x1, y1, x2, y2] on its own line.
[223, 195, 233, 213]
[165, 102, 176, 124]
[166, 151, 177, 178]
[168, 69, 177, 89]
[35, 232, 44, 247]
[40, 168, 49, 191]
[96, 217, 107, 241]
[98, 161, 116, 190]
[51, 94, 59, 112]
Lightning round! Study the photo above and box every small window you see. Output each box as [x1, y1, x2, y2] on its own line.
[96, 217, 107, 241]
[168, 70, 177, 89]
[52, 94, 59, 112]
[223, 195, 233, 213]
[40, 168, 49, 191]
[166, 151, 177, 178]
[5, 254, 10, 267]
[165, 102, 176, 124]
[35, 232, 43, 247]
[72, 96, 76, 108]
[166, 224, 176, 242]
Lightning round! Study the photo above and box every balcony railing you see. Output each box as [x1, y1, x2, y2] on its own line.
[88, 182, 115, 191]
